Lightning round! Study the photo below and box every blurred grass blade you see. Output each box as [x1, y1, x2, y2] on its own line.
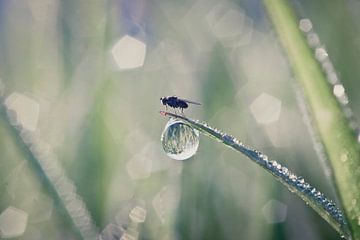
[160, 111, 351, 239]
[263, 0, 360, 239]
[0, 101, 98, 240]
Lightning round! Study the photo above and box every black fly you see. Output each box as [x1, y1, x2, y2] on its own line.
[160, 96, 201, 113]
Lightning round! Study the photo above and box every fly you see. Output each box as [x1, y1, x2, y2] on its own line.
[160, 96, 201, 113]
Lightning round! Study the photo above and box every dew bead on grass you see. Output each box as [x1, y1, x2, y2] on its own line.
[160, 111, 351, 239]
[161, 118, 199, 160]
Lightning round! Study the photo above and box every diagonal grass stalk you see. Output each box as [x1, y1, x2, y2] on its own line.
[264, 0, 360, 239]
[160, 111, 351, 239]
[0, 100, 98, 240]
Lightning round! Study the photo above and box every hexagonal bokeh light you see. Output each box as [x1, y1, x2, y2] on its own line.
[207, 7, 245, 38]
[250, 92, 282, 125]
[0, 206, 28, 238]
[4, 92, 40, 131]
[129, 206, 147, 223]
[111, 35, 146, 70]
[262, 199, 287, 224]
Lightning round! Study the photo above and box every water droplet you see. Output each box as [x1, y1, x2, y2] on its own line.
[4, 92, 40, 131]
[307, 33, 320, 47]
[281, 167, 289, 175]
[161, 118, 199, 160]
[333, 84, 345, 98]
[222, 134, 236, 146]
[260, 154, 268, 161]
[299, 19, 312, 32]
[297, 177, 305, 184]
[271, 161, 278, 167]
[322, 60, 334, 73]
[327, 72, 339, 84]
[303, 183, 310, 190]
[315, 47, 328, 62]
[289, 174, 296, 182]
[129, 206, 146, 223]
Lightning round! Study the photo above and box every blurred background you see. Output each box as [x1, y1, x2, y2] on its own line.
[0, 0, 360, 239]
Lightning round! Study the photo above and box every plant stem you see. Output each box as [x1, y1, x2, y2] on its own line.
[0, 101, 98, 240]
[160, 111, 351, 239]
[263, 0, 360, 239]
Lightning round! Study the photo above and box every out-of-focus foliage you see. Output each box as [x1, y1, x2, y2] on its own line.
[0, 0, 359, 239]
[264, 0, 360, 238]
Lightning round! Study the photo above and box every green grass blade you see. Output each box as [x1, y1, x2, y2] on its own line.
[263, 0, 360, 239]
[0, 101, 98, 239]
[160, 111, 351, 239]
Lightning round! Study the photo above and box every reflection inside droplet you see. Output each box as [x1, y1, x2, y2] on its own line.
[161, 118, 199, 160]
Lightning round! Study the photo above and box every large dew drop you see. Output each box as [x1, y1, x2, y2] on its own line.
[161, 118, 199, 160]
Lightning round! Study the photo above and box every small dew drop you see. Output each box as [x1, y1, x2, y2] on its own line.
[307, 33, 320, 47]
[260, 154, 268, 161]
[289, 174, 296, 182]
[222, 134, 235, 145]
[161, 118, 199, 161]
[129, 206, 146, 223]
[315, 47, 328, 62]
[297, 177, 305, 184]
[299, 19, 312, 32]
[281, 167, 289, 175]
[333, 84, 345, 97]
[327, 72, 339, 84]
[322, 60, 334, 74]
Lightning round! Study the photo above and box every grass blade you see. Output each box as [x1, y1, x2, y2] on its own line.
[263, 0, 360, 239]
[160, 111, 351, 239]
[0, 101, 98, 239]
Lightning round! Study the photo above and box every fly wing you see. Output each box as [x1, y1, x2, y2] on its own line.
[178, 98, 201, 105]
